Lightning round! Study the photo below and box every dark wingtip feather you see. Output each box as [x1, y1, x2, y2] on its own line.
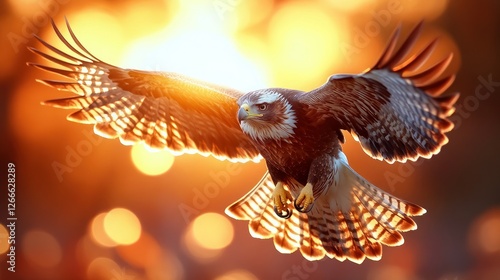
[421, 75, 456, 96]
[410, 53, 454, 87]
[374, 24, 402, 69]
[399, 38, 439, 74]
[28, 63, 76, 78]
[386, 21, 425, 70]
[435, 93, 460, 111]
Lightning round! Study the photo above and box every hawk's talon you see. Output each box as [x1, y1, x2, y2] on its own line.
[273, 206, 292, 219]
[294, 183, 315, 213]
[272, 182, 293, 219]
[294, 199, 314, 213]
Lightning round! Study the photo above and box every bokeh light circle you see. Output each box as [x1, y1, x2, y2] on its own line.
[191, 212, 234, 250]
[22, 230, 62, 268]
[131, 144, 175, 176]
[103, 208, 142, 245]
[468, 207, 500, 257]
[90, 212, 118, 247]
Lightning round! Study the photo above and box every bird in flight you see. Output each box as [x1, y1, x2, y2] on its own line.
[29, 19, 458, 263]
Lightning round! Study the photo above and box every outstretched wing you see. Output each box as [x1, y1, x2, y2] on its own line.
[301, 22, 459, 163]
[28, 19, 260, 162]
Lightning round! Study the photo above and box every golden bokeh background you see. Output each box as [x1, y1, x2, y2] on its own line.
[1, 0, 499, 279]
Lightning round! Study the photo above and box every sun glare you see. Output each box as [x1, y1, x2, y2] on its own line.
[267, 1, 348, 89]
[120, 0, 268, 92]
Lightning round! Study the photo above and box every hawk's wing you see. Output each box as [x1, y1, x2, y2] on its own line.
[301, 22, 459, 163]
[28, 19, 261, 162]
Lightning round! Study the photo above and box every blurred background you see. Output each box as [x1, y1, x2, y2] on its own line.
[1, 0, 499, 279]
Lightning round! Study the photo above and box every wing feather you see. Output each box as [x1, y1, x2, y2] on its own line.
[302, 22, 459, 163]
[28, 19, 260, 162]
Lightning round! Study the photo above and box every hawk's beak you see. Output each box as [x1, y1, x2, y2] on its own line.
[238, 104, 262, 123]
[238, 106, 248, 122]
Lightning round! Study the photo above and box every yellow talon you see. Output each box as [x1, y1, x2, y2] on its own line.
[294, 183, 314, 213]
[272, 182, 293, 218]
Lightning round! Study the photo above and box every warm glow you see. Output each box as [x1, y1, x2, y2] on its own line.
[322, 0, 377, 13]
[232, 0, 274, 30]
[0, 224, 9, 254]
[103, 208, 142, 245]
[90, 212, 118, 247]
[22, 230, 62, 268]
[397, 0, 449, 21]
[50, 10, 126, 65]
[192, 212, 234, 250]
[267, 1, 347, 88]
[124, 0, 271, 175]
[7, 0, 40, 17]
[121, 0, 268, 92]
[131, 144, 175, 176]
[4, 0, 472, 278]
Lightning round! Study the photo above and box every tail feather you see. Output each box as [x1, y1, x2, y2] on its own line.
[273, 213, 301, 253]
[225, 161, 425, 262]
[343, 211, 370, 262]
[308, 203, 344, 260]
[297, 214, 326, 261]
[226, 173, 273, 221]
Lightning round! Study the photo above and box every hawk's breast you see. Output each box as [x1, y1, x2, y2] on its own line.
[257, 113, 342, 186]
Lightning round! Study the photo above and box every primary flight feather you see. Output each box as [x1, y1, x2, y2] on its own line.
[29, 19, 458, 263]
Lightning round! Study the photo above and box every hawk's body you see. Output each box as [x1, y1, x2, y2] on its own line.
[29, 20, 458, 263]
[244, 89, 343, 189]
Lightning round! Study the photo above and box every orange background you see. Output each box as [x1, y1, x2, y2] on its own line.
[1, 0, 500, 279]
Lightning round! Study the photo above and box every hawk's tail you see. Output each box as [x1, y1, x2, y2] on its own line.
[225, 159, 425, 263]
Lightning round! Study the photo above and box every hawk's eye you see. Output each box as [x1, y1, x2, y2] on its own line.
[258, 104, 268, 111]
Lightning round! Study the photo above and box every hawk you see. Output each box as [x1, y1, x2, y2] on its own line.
[29, 19, 458, 263]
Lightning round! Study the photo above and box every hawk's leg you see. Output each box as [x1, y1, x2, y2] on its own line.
[294, 183, 314, 213]
[294, 154, 335, 213]
[272, 182, 293, 219]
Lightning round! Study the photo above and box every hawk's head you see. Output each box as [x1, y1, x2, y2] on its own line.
[237, 89, 297, 142]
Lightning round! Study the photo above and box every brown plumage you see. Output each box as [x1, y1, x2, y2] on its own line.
[29, 19, 458, 263]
